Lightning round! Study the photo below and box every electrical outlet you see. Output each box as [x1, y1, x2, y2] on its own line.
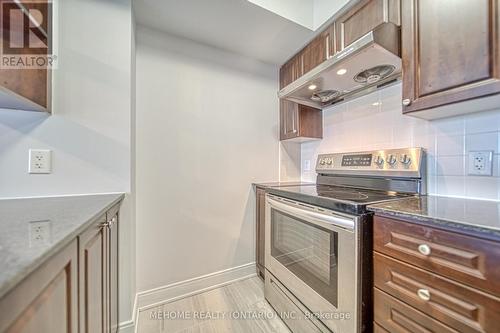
[304, 159, 311, 172]
[29, 149, 52, 174]
[468, 151, 493, 176]
[29, 220, 52, 247]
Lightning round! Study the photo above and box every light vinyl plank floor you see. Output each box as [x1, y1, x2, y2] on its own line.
[136, 276, 291, 333]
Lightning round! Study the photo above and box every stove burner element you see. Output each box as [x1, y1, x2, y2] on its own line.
[316, 188, 369, 201]
[354, 65, 395, 84]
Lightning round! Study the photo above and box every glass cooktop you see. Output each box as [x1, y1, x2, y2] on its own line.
[266, 184, 411, 214]
[302, 185, 405, 203]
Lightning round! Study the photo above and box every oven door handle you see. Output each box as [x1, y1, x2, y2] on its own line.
[267, 196, 355, 231]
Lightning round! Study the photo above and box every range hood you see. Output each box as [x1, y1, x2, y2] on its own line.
[279, 23, 401, 109]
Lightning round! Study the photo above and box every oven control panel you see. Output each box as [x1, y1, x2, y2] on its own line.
[316, 148, 425, 177]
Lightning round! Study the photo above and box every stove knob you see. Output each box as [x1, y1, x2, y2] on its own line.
[400, 154, 411, 165]
[320, 159, 326, 165]
[326, 158, 333, 165]
[374, 156, 384, 166]
[387, 154, 397, 166]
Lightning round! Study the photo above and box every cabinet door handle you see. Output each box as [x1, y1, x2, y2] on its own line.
[291, 109, 298, 133]
[417, 288, 431, 301]
[418, 244, 431, 256]
[402, 99, 411, 106]
[108, 217, 117, 228]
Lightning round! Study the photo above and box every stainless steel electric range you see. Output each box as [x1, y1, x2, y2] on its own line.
[264, 148, 426, 333]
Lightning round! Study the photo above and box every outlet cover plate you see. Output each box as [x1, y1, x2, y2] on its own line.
[29, 220, 52, 247]
[304, 159, 311, 172]
[468, 150, 493, 176]
[29, 149, 52, 174]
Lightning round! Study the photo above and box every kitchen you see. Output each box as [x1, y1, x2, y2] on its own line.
[0, 0, 499, 333]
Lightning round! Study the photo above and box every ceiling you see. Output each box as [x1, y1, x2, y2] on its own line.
[133, 0, 316, 65]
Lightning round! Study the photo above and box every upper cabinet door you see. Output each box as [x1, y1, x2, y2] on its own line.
[335, 0, 401, 51]
[302, 33, 328, 75]
[0, 0, 52, 112]
[402, 0, 500, 113]
[279, 53, 303, 89]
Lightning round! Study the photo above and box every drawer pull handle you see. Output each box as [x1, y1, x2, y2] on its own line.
[417, 289, 431, 301]
[418, 244, 431, 256]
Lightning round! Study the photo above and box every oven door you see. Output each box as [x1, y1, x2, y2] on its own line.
[265, 194, 358, 333]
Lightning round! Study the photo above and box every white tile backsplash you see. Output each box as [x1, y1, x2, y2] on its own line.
[436, 176, 465, 197]
[436, 156, 465, 176]
[464, 177, 500, 200]
[465, 110, 500, 134]
[300, 83, 500, 201]
[436, 135, 465, 156]
[465, 131, 498, 152]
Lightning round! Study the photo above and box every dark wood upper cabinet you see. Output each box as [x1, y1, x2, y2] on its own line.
[302, 33, 329, 75]
[0, 0, 52, 112]
[335, 0, 401, 52]
[325, 24, 337, 58]
[280, 100, 322, 141]
[401, 0, 500, 115]
[280, 53, 303, 89]
[279, 21, 335, 89]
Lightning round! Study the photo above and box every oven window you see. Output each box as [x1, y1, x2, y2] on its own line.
[271, 208, 338, 307]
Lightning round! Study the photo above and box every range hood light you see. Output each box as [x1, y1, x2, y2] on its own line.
[336, 68, 347, 76]
[308, 84, 317, 90]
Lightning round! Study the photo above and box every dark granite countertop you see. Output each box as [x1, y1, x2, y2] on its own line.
[368, 196, 500, 240]
[0, 193, 124, 299]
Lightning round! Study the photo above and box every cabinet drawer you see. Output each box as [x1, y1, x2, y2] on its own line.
[374, 288, 456, 333]
[374, 216, 500, 296]
[374, 253, 500, 333]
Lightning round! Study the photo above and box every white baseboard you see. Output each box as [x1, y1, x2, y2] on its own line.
[136, 262, 257, 312]
[118, 292, 138, 333]
[118, 319, 135, 333]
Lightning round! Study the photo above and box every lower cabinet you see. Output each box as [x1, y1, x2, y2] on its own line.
[373, 215, 500, 333]
[0, 241, 78, 333]
[107, 208, 119, 333]
[79, 207, 119, 333]
[255, 187, 266, 279]
[0, 204, 120, 333]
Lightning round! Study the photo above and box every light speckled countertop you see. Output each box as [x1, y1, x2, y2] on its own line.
[368, 195, 500, 240]
[0, 193, 124, 299]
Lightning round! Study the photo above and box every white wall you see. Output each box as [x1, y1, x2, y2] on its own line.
[247, 0, 349, 31]
[301, 83, 500, 201]
[247, 0, 314, 30]
[135, 25, 279, 293]
[313, 0, 349, 29]
[0, 0, 135, 325]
